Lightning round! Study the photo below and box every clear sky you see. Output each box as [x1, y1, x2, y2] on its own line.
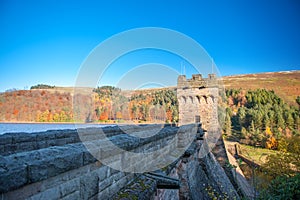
[0, 0, 299, 91]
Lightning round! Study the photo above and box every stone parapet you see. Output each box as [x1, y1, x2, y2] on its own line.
[0, 125, 184, 199]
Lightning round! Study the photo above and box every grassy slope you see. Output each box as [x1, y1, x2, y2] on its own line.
[222, 70, 300, 106]
[237, 143, 276, 165]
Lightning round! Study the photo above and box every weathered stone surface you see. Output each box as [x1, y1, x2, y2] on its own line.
[99, 176, 113, 192]
[80, 172, 99, 200]
[60, 191, 80, 200]
[3, 144, 18, 155]
[53, 138, 66, 146]
[0, 156, 28, 192]
[36, 140, 47, 149]
[177, 74, 218, 131]
[28, 145, 84, 182]
[0, 135, 12, 145]
[0, 129, 82, 156]
[59, 178, 80, 197]
[83, 150, 98, 165]
[204, 152, 240, 199]
[28, 187, 61, 200]
[0, 146, 4, 155]
[16, 134, 36, 143]
[113, 176, 156, 200]
[109, 175, 132, 197]
[95, 165, 108, 182]
[17, 141, 37, 152]
[35, 131, 56, 141]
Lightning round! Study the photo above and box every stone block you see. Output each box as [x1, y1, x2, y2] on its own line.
[70, 134, 80, 142]
[55, 131, 71, 139]
[0, 134, 12, 145]
[36, 132, 56, 141]
[4, 144, 18, 154]
[37, 140, 48, 149]
[61, 191, 80, 200]
[95, 165, 108, 182]
[55, 138, 68, 146]
[99, 171, 125, 191]
[0, 156, 28, 193]
[11, 133, 36, 143]
[107, 175, 130, 196]
[83, 151, 97, 165]
[64, 137, 75, 144]
[97, 187, 110, 199]
[59, 178, 80, 197]
[28, 186, 61, 200]
[46, 139, 56, 147]
[28, 146, 83, 183]
[80, 172, 99, 200]
[16, 141, 37, 152]
[98, 177, 112, 192]
[0, 146, 4, 155]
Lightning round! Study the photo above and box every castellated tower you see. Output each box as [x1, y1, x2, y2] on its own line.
[177, 74, 218, 131]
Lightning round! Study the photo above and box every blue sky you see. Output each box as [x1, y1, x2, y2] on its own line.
[0, 0, 299, 91]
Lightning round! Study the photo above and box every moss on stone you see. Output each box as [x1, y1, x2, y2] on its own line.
[116, 192, 138, 200]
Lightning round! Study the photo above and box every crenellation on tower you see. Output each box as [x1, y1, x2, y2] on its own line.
[177, 74, 218, 89]
[177, 74, 219, 131]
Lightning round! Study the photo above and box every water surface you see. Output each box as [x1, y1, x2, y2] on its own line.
[0, 123, 112, 135]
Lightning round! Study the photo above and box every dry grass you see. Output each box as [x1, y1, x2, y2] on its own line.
[32, 87, 94, 95]
[237, 143, 276, 165]
[222, 70, 300, 106]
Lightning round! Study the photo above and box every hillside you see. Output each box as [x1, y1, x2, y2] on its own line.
[222, 70, 300, 105]
[0, 70, 299, 122]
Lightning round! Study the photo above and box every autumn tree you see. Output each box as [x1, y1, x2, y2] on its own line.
[264, 126, 277, 149]
[263, 136, 300, 178]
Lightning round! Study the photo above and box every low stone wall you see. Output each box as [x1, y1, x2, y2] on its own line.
[0, 125, 160, 156]
[0, 125, 181, 199]
[0, 129, 78, 156]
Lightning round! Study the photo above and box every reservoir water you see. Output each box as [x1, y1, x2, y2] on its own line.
[0, 123, 113, 135]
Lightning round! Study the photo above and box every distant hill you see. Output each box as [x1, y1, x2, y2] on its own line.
[0, 70, 299, 122]
[222, 70, 300, 106]
[30, 86, 94, 96]
[27, 70, 300, 106]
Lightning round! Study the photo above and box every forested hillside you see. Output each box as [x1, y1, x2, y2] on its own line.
[90, 86, 178, 123]
[0, 86, 178, 123]
[223, 89, 300, 148]
[0, 89, 73, 122]
[222, 70, 300, 106]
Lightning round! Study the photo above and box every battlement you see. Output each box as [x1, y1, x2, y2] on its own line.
[177, 74, 218, 88]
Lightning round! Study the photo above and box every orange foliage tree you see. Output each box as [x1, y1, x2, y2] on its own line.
[265, 126, 277, 149]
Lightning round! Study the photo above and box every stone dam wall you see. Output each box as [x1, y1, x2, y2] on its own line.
[0, 125, 239, 200]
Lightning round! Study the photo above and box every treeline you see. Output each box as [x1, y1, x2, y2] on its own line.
[92, 86, 178, 123]
[0, 90, 72, 122]
[30, 84, 55, 89]
[224, 88, 300, 148]
[0, 86, 179, 123]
